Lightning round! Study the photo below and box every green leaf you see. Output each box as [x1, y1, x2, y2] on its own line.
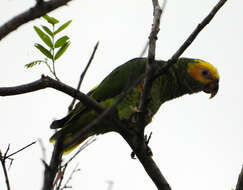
[34, 26, 53, 48]
[54, 20, 72, 35]
[54, 36, 69, 48]
[34, 43, 53, 59]
[43, 15, 59, 25]
[25, 60, 43, 68]
[54, 41, 70, 60]
[41, 25, 53, 37]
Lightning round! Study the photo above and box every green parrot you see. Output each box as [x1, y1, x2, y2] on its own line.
[50, 57, 219, 153]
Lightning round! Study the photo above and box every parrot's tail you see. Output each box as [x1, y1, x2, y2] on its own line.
[50, 131, 91, 155]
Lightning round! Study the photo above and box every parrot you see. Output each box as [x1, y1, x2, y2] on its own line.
[50, 57, 219, 154]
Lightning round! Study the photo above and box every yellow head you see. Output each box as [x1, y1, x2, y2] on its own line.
[187, 59, 219, 98]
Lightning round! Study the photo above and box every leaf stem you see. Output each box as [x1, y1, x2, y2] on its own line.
[51, 24, 59, 81]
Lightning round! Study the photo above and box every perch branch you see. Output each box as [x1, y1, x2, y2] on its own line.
[64, 73, 145, 150]
[0, 0, 72, 41]
[0, 75, 105, 113]
[120, 131, 171, 190]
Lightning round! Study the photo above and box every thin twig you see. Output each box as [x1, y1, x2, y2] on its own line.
[153, 0, 228, 80]
[6, 141, 36, 159]
[55, 165, 67, 190]
[68, 41, 99, 112]
[63, 136, 96, 166]
[0, 0, 72, 41]
[61, 163, 80, 189]
[38, 138, 47, 163]
[0, 150, 11, 190]
[139, 41, 149, 57]
[0, 142, 36, 190]
[4, 145, 10, 158]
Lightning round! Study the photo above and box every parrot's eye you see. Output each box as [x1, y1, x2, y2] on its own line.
[201, 69, 210, 78]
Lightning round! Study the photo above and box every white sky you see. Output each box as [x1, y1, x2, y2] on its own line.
[0, 0, 243, 190]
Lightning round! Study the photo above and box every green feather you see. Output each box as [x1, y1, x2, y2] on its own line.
[50, 57, 206, 153]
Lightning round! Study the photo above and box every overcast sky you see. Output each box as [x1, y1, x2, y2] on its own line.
[0, 0, 243, 190]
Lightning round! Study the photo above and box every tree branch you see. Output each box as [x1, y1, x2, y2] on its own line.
[0, 75, 105, 113]
[236, 165, 243, 190]
[42, 136, 63, 190]
[5, 141, 36, 159]
[68, 41, 99, 112]
[119, 130, 171, 190]
[137, 0, 164, 128]
[0, 147, 11, 190]
[0, 142, 37, 190]
[0, 0, 72, 41]
[153, 0, 227, 80]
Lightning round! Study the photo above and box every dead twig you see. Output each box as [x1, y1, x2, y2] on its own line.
[63, 136, 96, 166]
[61, 163, 80, 190]
[0, 142, 37, 190]
[68, 41, 99, 112]
[38, 138, 47, 163]
[0, 148, 11, 190]
[5, 141, 36, 159]
[153, 0, 228, 80]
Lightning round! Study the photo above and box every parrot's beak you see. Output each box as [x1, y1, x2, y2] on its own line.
[203, 79, 219, 99]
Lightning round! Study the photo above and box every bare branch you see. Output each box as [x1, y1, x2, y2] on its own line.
[0, 150, 11, 190]
[0, 142, 36, 190]
[153, 0, 228, 80]
[236, 165, 243, 190]
[119, 130, 171, 190]
[6, 141, 36, 159]
[170, 0, 227, 62]
[61, 163, 80, 190]
[0, 0, 72, 41]
[138, 0, 165, 117]
[0, 75, 105, 113]
[68, 41, 99, 112]
[38, 138, 47, 163]
[63, 136, 96, 166]
[42, 137, 63, 190]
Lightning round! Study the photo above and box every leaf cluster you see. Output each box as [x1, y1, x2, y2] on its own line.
[25, 15, 72, 80]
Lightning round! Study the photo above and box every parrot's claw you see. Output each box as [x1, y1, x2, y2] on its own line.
[130, 132, 153, 159]
[145, 132, 153, 157]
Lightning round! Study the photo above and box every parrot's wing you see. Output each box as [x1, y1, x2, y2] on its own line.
[90, 58, 146, 101]
[50, 58, 146, 129]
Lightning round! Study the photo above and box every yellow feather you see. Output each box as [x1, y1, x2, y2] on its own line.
[187, 59, 219, 84]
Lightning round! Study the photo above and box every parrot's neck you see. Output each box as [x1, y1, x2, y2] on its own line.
[148, 60, 203, 116]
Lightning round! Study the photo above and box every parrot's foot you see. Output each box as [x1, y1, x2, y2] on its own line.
[130, 132, 153, 159]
